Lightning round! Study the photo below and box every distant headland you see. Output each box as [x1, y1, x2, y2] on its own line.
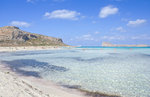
[102, 42, 149, 47]
[0, 26, 67, 46]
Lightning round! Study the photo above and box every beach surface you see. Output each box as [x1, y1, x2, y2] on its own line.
[0, 63, 86, 97]
[0, 46, 66, 52]
[0, 46, 86, 97]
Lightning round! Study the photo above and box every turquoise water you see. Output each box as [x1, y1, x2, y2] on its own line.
[0, 47, 150, 97]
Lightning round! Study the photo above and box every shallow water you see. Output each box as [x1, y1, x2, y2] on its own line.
[0, 47, 150, 97]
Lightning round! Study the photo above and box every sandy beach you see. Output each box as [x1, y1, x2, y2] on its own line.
[0, 61, 86, 97]
[0, 46, 68, 52]
[0, 46, 87, 97]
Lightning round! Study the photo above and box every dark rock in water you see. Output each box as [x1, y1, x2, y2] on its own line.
[0, 26, 67, 46]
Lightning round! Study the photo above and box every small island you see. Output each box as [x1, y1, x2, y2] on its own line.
[102, 42, 149, 47]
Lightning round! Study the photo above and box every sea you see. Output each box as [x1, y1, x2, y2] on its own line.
[0, 46, 150, 97]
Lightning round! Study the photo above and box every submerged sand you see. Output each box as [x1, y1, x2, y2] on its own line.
[0, 63, 86, 97]
[0, 46, 87, 97]
[0, 46, 121, 97]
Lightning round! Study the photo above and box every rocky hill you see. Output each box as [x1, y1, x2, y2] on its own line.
[102, 42, 149, 47]
[0, 26, 67, 46]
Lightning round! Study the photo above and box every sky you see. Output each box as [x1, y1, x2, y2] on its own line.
[0, 0, 150, 46]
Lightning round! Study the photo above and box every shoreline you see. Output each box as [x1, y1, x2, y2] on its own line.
[0, 46, 149, 53]
[0, 46, 74, 52]
[0, 62, 121, 97]
[0, 62, 86, 97]
[0, 46, 122, 97]
[0, 46, 86, 97]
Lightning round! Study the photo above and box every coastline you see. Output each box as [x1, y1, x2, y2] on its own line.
[0, 46, 73, 52]
[0, 62, 121, 97]
[0, 46, 121, 97]
[0, 46, 86, 97]
[0, 62, 86, 97]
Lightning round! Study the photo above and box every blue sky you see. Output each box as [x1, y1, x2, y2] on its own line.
[0, 0, 150, 46]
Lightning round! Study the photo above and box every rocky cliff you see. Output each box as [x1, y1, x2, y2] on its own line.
[0, 26, 67, 46]
[102, 42, 149, 47]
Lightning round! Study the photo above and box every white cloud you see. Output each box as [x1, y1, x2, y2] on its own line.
[99, 5, 118, 18]
[44, 9, 81, 20]
[10, 21, 30, 27]
[116, 27, 126, 32]
[127, 19, 147, 27]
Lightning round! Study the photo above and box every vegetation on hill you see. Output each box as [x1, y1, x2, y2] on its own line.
[0, 26, 67, 46]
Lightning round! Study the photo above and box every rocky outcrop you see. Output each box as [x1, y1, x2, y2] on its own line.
[0, 26, 66, 46]
[102, 42, 149, 47]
